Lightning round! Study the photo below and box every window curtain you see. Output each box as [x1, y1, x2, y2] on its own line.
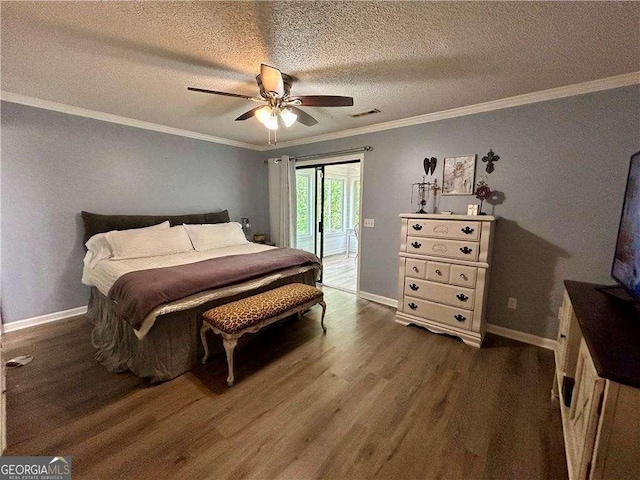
[267, 156, 297, 247]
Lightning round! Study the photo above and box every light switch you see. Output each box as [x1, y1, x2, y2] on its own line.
[363, 219, 375, 227]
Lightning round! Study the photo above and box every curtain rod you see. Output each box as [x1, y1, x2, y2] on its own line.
[265, 146, 373, 164]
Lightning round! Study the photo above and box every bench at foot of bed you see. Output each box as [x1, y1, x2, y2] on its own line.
[200, 283, 326, 386]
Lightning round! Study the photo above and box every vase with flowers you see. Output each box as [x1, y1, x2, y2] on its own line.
[474, 179, 492, 215]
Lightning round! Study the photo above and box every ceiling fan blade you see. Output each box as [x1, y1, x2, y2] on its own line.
[291, 95, 354, 107]
[260, 64, 285, 97]
[288, 107, 318, 127]
[188, 87, 253, 100]
[235, 107, 262, 121]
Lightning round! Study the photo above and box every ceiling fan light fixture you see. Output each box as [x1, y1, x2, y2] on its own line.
[188, 64, 353, 144]
[280, 108, 298, 128]
[255, 106, 272, 124]
[264, 114, 279, 131]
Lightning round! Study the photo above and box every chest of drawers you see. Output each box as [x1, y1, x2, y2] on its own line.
[396, 214, 496, 347]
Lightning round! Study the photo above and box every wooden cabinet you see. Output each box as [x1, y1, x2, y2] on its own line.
[554, 282, 640, 480]
[0, 329, 5, 454]
[556, 290, 581, 381]
[566, 340, 605, 479]
[396, 214, 495, 347]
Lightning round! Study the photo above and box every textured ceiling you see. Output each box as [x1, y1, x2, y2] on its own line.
[2, 1, 639, 147]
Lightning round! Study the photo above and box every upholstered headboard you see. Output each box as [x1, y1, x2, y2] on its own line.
[81, 210, 230, 245]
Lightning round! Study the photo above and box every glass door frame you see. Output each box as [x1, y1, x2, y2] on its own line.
[315, 166, 325, 271]
[296, 158, 362, 287]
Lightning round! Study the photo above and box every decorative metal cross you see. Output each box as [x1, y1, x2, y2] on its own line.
[481, 149, 500, 174]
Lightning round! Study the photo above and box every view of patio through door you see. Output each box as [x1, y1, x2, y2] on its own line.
[296, 161, 361, 292]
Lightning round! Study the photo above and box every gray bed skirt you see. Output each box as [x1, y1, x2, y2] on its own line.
[86, 270, 317, 382]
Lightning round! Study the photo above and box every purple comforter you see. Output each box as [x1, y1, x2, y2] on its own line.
[108, 248, 321, 329]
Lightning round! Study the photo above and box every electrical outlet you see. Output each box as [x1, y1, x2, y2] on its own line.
[507, 297, 517, 310]
[363, 219, 375, 227]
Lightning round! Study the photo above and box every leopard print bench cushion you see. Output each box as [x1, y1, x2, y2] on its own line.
[203, 283, 323, 334]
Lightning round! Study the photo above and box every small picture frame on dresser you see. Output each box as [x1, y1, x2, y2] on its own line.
[467, 204, 479, 215]
[443, 155, 476, 195]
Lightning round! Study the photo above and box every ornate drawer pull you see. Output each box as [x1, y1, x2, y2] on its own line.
[456, 293, 469, 302]
[412, 224, 423, 231]
[461, 226, 475, 235]
[460, 273, 468, 280]
[435, 269, 442, 275]
[454, 314, 466, 322]
[459, 246, 472, 254]
[408, 303, 418, 310]
[411, 241, 422, 249]
[412, 266, 419, 273]
[409, 284, 419, 291]
[560, 334, 566, 339]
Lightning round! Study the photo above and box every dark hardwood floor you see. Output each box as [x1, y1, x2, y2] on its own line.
[4, 288, 567, 480]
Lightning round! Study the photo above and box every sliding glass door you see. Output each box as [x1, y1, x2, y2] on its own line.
[295, 167, 316, 255]
[296, 166, 326, 281]
[296, 161, 361, 291]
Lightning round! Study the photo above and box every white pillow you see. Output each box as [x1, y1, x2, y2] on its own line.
[107, 225, 194, 260]
[184, 222, 249, 251]
[85, 221, 170, 267]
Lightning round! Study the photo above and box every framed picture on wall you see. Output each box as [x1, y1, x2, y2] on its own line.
[442, 155, 476, 195]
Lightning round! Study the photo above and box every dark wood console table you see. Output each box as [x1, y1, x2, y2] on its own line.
[553, 281, 639, 480]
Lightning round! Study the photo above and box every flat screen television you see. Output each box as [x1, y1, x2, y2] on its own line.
[611, 150, 640, 300]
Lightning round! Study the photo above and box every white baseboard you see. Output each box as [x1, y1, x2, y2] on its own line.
[357, 291, 399, 308]
[1, 300, 556, 352]
[2, 306, 88, 333]
[486, 324, 556, 351]
[356, 292, 556, 350]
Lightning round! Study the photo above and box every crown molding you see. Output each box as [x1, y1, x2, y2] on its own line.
[3, 72, 638, 152]
[267, 71, 640, 149]
[0, 91, 262, 151]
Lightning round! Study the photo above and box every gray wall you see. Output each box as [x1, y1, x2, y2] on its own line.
[1, 101, 267, 323]
[271, 85, 640, 339]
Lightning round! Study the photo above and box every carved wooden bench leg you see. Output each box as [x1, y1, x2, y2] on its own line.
[201, 284, 326, 387]
[320, 301, 327, 334]
[200, 324, 210, 364]
[222, 336, 238, 386]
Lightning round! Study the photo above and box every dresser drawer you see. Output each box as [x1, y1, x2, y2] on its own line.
[407, 219, 481, 241]
[450, 265, 477, 288]
[406, 236, 480, 261]
[403, 296, 472, 330]
[405, 259, 427, 279]
[426, 261, 450, 283]
[404, 278, 475, 310]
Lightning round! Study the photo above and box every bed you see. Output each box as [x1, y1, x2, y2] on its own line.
[81, 210, 321, 382]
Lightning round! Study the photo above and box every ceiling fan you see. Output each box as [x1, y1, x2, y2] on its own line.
[188, 64, 354, 143]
